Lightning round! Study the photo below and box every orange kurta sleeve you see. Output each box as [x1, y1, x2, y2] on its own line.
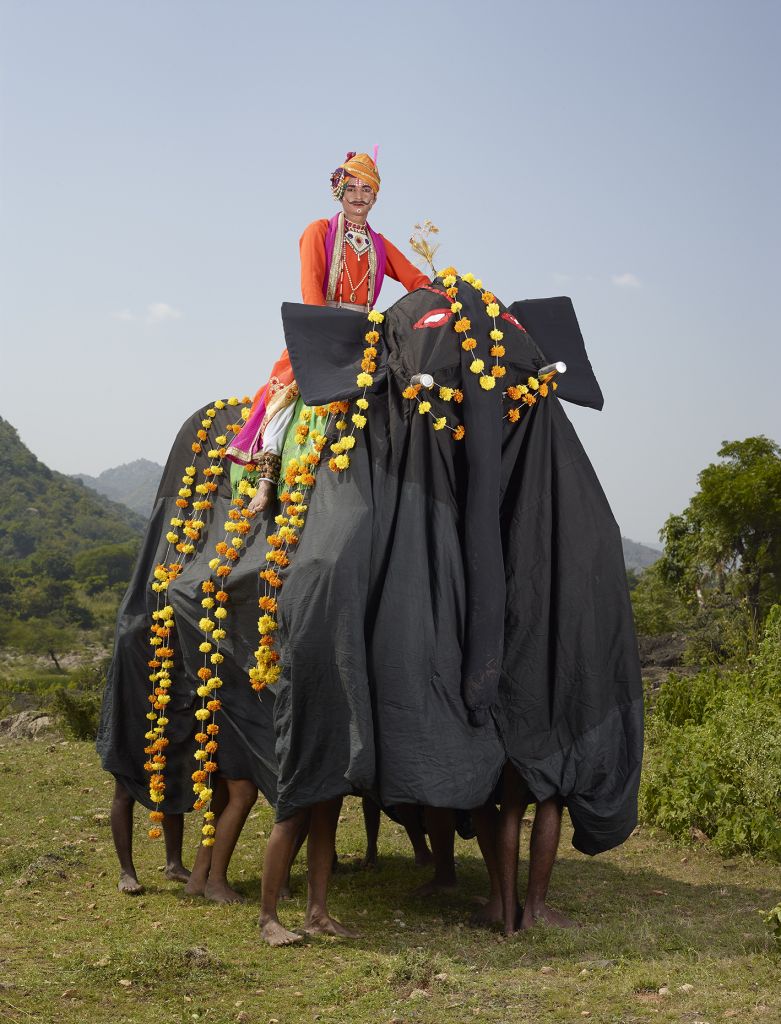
[382, 235, 431, 293]
[299, 219, 329, 305]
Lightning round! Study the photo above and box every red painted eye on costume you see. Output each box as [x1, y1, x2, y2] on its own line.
[501, 312, 527, 332]
[413, 308, 454, 329]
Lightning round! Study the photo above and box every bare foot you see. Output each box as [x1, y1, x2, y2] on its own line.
[410, 876, 458, 898]
[203, 878, 245, 904]
[183, 874, 207, 897]
[302, 913, 359, 938]
[248, 480, 276, 515]
[470, 895, 503, 928]
[260, 915, 304, 947]
[360, 849, 378, 870]
[279, 882, 293, 901]
[118, 871, 144, 895]
[503, 902, 524, 936]
[164, 863, 191, 884]
[521, 903, 578, 929]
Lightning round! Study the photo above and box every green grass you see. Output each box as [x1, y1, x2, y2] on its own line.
[1, 739, 779, 1024]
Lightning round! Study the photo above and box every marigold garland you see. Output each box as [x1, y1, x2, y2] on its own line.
[143, 396, 252, 840]
[401, 268, 560, 437]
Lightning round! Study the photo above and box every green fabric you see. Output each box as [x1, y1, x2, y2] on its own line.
[229, 398, 330, 501]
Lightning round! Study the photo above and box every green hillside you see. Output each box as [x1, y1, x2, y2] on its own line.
[0, 417, 146, 662]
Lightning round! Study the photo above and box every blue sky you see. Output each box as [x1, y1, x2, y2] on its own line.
[1, 0, 779, 543]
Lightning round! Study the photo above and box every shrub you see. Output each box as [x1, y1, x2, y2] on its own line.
[49, 659, 109, 741]
[640, 607, 781, 861]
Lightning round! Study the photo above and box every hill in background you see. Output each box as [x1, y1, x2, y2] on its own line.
[74, 458, 162, 519]
[622, 536, 661, 570]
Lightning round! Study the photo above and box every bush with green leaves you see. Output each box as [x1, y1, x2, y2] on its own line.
[49, 659, 109, 741]
[640, 606, 781, 861]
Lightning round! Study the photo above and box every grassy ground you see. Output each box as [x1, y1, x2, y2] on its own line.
[1, 738, 778, 1024]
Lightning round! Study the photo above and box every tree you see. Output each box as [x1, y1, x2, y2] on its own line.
[659, 436, 781, 622]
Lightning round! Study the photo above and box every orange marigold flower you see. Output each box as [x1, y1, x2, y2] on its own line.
[228, 509, 241, 521]
[446, 286, 458, 299]
[193, 799, 205, 811]
[225, 547, 239, 561]
[489, 345, 505, 357]
[215, 590, 229, 603]
[206, 723, 220, 735]
[260, 634, 274, 646]
[539, 382, 549, 397]
[201, 580, 216, 593]
[259, 596, 278, 612]
[508, 407, 521, 423]
[216, 565, 232, 577]
[402, 384, 421, 399]
[195, 732, 208, 744]
[192, 442, 202, 453]
[453, 317, 471, 334]
[206, 699, 221, 712]
[204, 761, 218, 773]
[491, 365, 506, 378]
[197, 429, 208, 441]
[192, 769, 207, 783]
[175, 498, 188, 508]
[453, 389, 464, 404]
[251, 680, 265, 692]
[522, 393, 537, 405]
[364, 346, 377, 357]
[205, 740, 218, 753]
[148, 827, 162, 839]
[197, 667, 213, 680]
[364, 330, 379, 344]
[461, 337, 477, 350]
[453, 424, 466, 441]
[147, 659, 161, 668]
[481, 291, 496, 305]
[215, 542, 228, 555]
[149, 811, 164, 823]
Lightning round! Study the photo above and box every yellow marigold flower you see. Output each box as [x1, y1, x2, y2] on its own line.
[486, 302, 500, 318]
[335, 418, 347, 430]
[450, 301, 462, 313]
[334, 453, 350, 470]
[231, 537, 243, 549]
[356, 372, 373, 387]
[227, 396, 239, 406]
[552, 380, 558, 391]
[202, 824, 216, 837]
[355, 397, 369, 411]
[462, 272, 475, 284]
[212, 628, 226, 640]
[201, 597, 215, 609]
[352, 413, 367, 429]
[453, 424, 466, 440]
[490, 345, 505, 357]
[166, 531, 179, 543]
[461, 337, 477, 350]
[439, 387, 454, 401]
[528, 376, 539, 390]
[473, 279, 482, 289]
[453, 317, 471, 334]
[197, 685, 210, 698]
[469, 359, 485, 374]
[479, 375, 496, 390]
[442, 274, 457, 288]
[342, 435, 356, 449]
[199, 617, 215, 632]
[489, 329, 504, 342]
[367, 310, 384, 323]
[364, 330, 380, 343]
[178, 487, 192, 498]
[194, 748, 208, 761]
[241, 408, 250, 420]
[491, 365, 506, 378]
[210, 652, 224, 665]
[214, 607, 228, 620]
[215, 399, 225, 409]
[201, 836, 215, 847]
[195, 708, 210, 721]
[418, 401, 432, 414]
[433, 417, 447, 431]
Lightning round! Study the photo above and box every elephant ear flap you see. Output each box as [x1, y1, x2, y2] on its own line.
[281, 302, 387, 404]
[508, 297, 604, 411]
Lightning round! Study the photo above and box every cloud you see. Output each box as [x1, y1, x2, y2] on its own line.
[146, 302, 183, 323]
[112, 308, 135, 321]
[611, 273, 641, 289]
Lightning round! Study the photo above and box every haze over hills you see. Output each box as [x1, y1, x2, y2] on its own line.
[72, 455, 662, 571]
[74, 458, 162, 519]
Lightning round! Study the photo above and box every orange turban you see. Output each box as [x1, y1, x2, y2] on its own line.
[330, 150, 381, 199]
